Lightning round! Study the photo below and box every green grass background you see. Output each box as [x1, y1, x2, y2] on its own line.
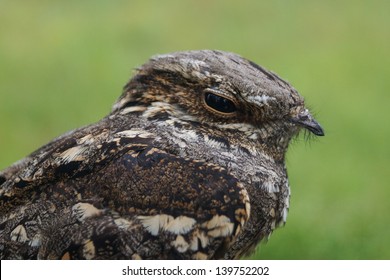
[0, 0, 389, 259]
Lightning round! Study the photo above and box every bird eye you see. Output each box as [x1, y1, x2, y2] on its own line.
[204, 92, 237, 114]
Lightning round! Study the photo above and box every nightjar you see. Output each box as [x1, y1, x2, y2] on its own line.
[0, 50, 324, 260]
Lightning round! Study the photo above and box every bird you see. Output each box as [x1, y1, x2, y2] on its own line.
[0, 50, 324, 260]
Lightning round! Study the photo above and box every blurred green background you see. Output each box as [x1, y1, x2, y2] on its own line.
[0, 0, 389, 259]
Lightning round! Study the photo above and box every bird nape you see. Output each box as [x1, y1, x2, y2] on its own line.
[0, 50, 324, 260]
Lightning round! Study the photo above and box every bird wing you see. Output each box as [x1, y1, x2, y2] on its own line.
[0, 126, 250, 259]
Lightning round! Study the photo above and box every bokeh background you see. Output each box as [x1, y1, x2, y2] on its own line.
[0, 0, 389, 259]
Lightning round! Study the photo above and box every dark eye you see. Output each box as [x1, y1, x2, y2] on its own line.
[204, 92, 237, 114]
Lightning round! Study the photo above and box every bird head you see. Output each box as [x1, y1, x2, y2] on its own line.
[113, 50, 324, 159]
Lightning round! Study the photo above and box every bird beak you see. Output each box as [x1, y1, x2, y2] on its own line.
[291, 109, 325, 136]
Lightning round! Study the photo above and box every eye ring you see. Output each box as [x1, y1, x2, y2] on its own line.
[203, 90, 237, 116]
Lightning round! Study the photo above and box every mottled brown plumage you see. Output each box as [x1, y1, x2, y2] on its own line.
[0, 50, 323, 259]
